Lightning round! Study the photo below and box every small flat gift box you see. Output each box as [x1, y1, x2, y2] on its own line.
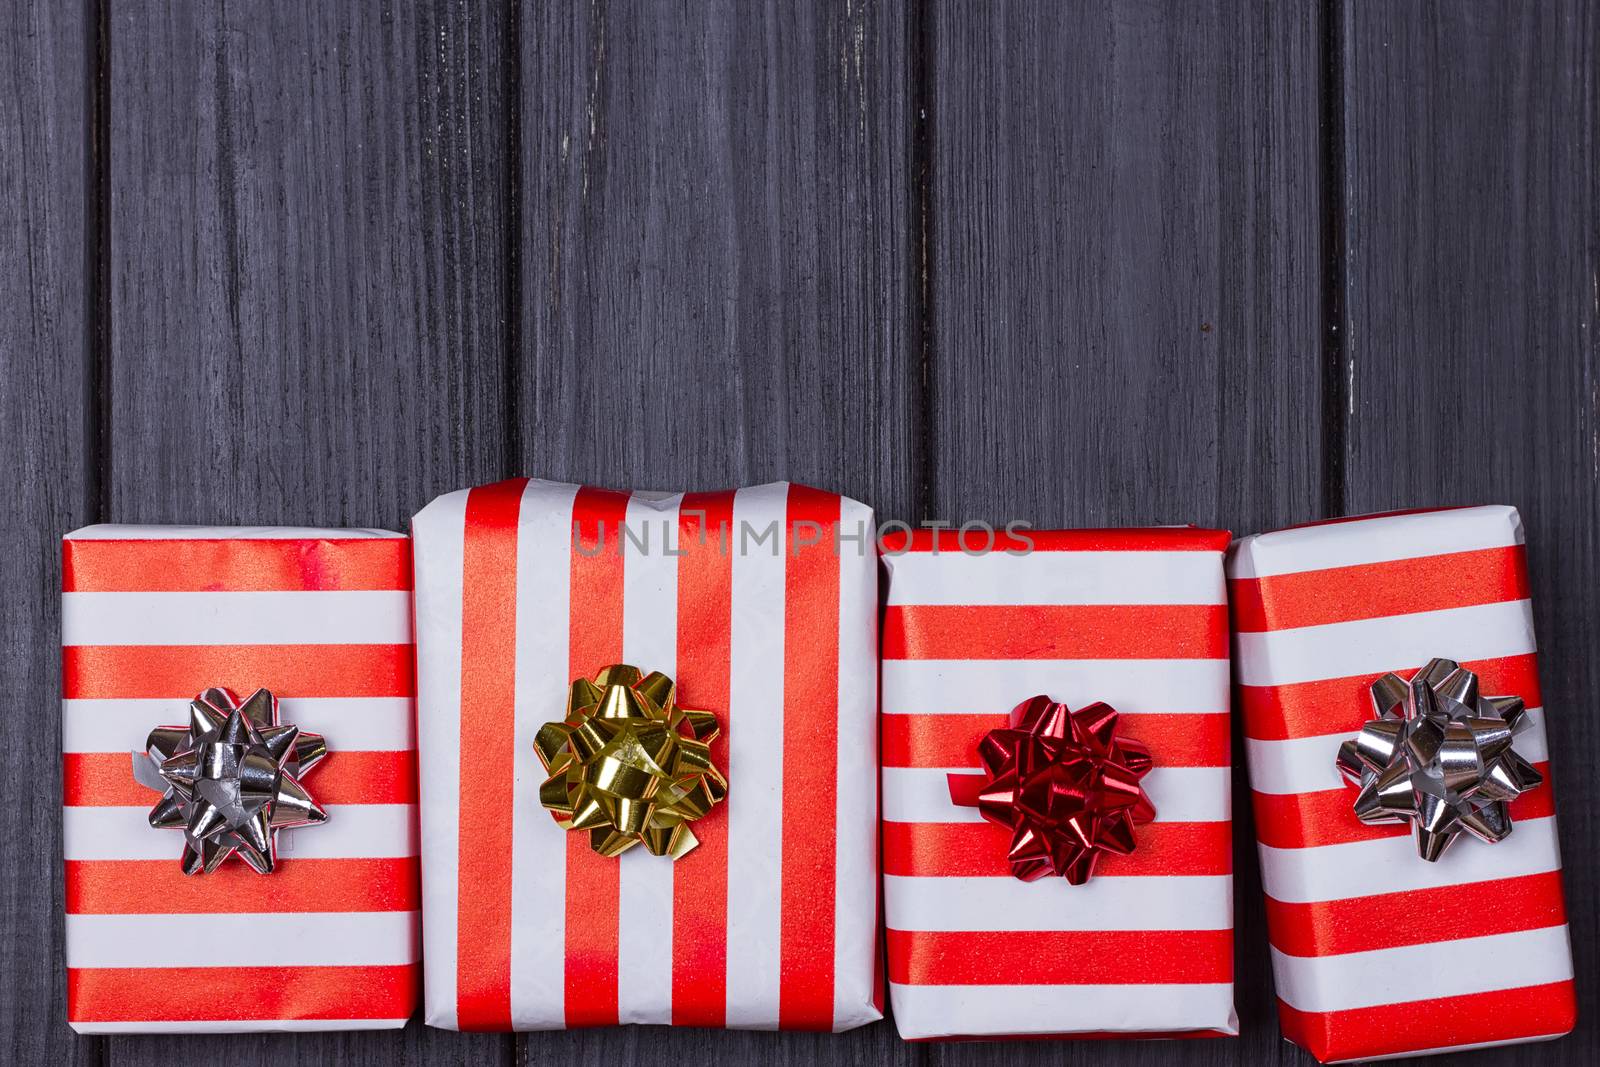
[880, 527, 1237, 1040]
[411, 479, 881, 1031]
[61, 525, 419, 1033]
[1230, 506, 1576, 1063]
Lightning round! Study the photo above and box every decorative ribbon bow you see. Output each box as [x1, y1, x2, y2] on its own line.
[535, 664, 727, 859]
[1337, 657, 1544, 861]
[140, 687, 328, 874]
[948, 695, 1155, 884]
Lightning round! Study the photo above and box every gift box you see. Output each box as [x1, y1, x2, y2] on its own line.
[61, 525, 420, 1033]
[1230, 506, 1576, 1062]
[880, 527, 1237, 1040]
[410, 479, 881, 1031]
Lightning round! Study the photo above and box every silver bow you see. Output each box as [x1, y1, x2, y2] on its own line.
[1336, 658, 1543, 861]
[143, 687, 328, 874]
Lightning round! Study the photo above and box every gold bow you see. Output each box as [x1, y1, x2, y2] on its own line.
[535, 664, 727, 859]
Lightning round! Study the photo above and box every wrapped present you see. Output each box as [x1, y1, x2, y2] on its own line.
[61, 525, 419, 1033]
[411, 479, 881, 1031]
[880, 527, 1237, 1040]
[1230, 506, 1576, 1062]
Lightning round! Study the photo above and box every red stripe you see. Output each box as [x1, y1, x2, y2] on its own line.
[882, 712, 1230, 769]
[1265, 872, 1567, 957]
[780, 485, 840, 1030]
[883, 821, 1231, 878]
[68, 964, 418, 1023]
[63, 537, 412, 592]
[62, 644, 414, 700]
[880, 528, 1231, 553]
[883, 604, 1227, 660]
[64, 749, 415, 807]
[1229, 545, 1528, 632]
[1276, 981, 1576, 1063]
[1251, 770, 1553, 849]
[66, 857, 419, 914]
[1239, 653, 1542, 741]
[671, 491, 734, 1027]
[563, 486, 630, 1028]
[453, 478, 525, 1031]
[887, 929, 1232, 986]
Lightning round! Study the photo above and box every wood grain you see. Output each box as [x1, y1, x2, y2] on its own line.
[924, 2, 1322, 1065]
[104, 1, 514, 1064]
[1338, 2, 1598, 1063]
[517, 0, 920, 521]
[516, 0, 918, 1059]
[106, 0, 514, 530]
[4, 1, 1596, 1064]
[0, 1, 98, 1063]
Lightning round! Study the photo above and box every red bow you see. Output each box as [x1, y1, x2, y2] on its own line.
[947, 695, 1155, 884]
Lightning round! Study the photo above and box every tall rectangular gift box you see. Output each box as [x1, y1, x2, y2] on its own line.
[411, 479, 881, 1031]
[61, 526, 420, 1032]
[881, 527, 1237, 1040]
[1230, 507, 1576, 1062]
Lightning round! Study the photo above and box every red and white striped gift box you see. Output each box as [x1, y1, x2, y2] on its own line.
[1230, 506, 1576, 1063]
[61, 526, 420, 1033]
[411, 479, 881, 1031]
[880, 528, 1237, 1040]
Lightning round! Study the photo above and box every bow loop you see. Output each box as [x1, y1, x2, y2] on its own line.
[536, 663, 727, 860]
[1337, 657, 1544, 861]
[137, 687, 328, 875]
[949, 695, 1156, 884]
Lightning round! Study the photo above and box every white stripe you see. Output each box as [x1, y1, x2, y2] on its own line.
[509, 480, 578, 1029]
[617, 493, 681, 1025]
[63, 804, 416, 861]
[833, 494, 882, 1030]
[63, 697, 414, 753]
[65, 911, 419, 968]
[1270, 926, 1573, 1013]
[70, 1019, 411, 1034]
[65, 524, 405, 541]
[884, 550, 1225, 606]
[1234, 600, 1536, 686]
[410, 487, 469, 1028]
[1329, 1032, 1570, 1064]
[885, 874, 1232, 932]
[1246, 707, 1548, 795]
[883, 766, 1230, 825]
[61, 590, 413, 646]
[725, 483, 787, 1028]
[1227, 506, 1522, 579]
[1259, 815, 1562, 904]
[889, 981, 1238, 1039]
[883, 659, 1230, 716]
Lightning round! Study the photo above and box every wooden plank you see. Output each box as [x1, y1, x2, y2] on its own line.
[516, 0, 917, 1058]
[0, 1, 99, 1063]
[925, 2, 1322, 1064]
[517, 0, 920, 520]
[105, 1, 513, 1063]
[1338, 3, 1597, 1063]
[106, 0, 514, 529]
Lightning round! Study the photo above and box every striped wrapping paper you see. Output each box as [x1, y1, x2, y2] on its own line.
[881, 528, 1237, 1040]
[411, 479, 881, 1031]
[60, 526, 420, 1033]
[1230, 506, 1576, 1063]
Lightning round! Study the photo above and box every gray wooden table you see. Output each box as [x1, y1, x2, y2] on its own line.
[3, 1, 1594, 1064]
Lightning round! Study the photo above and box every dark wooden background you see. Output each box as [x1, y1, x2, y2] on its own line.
[3, 1, 1594, 1064]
